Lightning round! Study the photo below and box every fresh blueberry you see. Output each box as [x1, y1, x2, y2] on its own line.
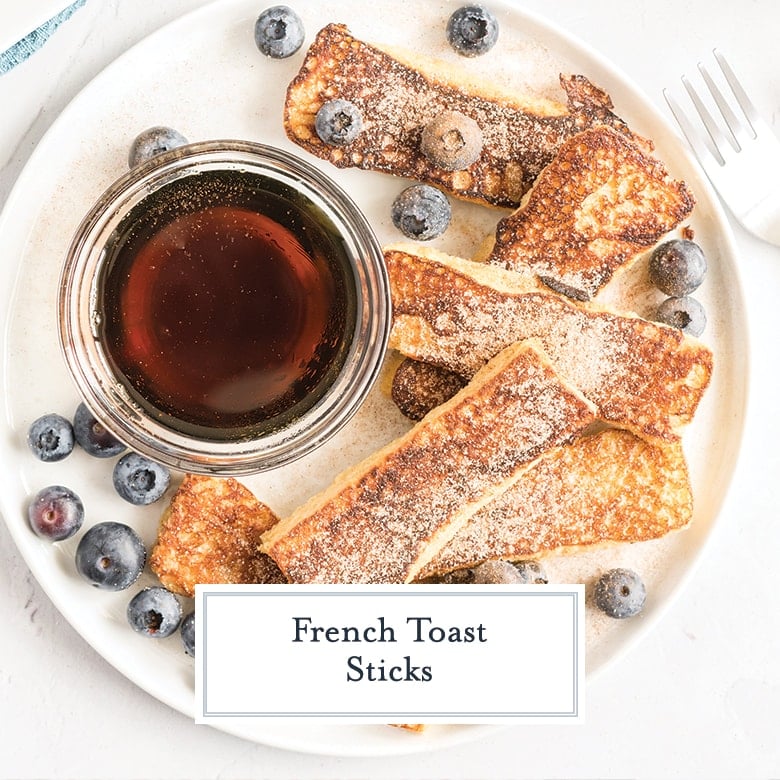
[127, 587, 182, 638]
[472, 560, 524, 584]
[314, 99, 363, 146]
[75, 521, 146, 590]
[180, 611, 195, 657]
[73, 402, 126, 458]
[649, 239, 707, 297]
[594, 568, 646, 619]
[512, 560, 548, 584]
[423, 567, 476, 584]
[655, 296, 707, 337]
[446, 5, 499, 57]
[421, 110, 483, 170]
[112, 453, 171, 505]
[128, 126, 188, 168]
[391, 185, 451, 240]
[27, 485, 84, 541]
[254, 5, 305, 58]
[27, 413, 75, 462]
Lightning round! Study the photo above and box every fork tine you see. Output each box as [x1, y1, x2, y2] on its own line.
[697, 62, 746, 150]
[662, 87, 724, 166]
[713, 49, 760, 130]
[682, 73, 734, 163]
[666, 52, 780, 246]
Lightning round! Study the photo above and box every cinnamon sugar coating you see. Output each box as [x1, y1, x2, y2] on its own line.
[486, 125, 695, 300]
[151, 475, 285, 597]
[262, 342, 597, 583]
[385, 246, 712, 441]
[420, 428, 692, 577]
[284, 24, 637, 207]
[391, 357, 467, 420]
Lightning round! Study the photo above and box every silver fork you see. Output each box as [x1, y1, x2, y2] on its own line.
[664, 49, 780, 246]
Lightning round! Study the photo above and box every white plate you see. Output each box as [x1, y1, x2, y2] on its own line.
[0, 0, 748, 757]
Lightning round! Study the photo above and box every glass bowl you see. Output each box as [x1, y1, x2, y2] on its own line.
[58, 140, 390, 475]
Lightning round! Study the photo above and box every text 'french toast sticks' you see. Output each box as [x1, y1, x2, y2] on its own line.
[420, 428, 693, 578]
[484, 125, 696, 300]
[385, 246, 712, 441]
[262, 342, 597, 584]
[284, 23, 637, 208]
[151, 475, 285, 597]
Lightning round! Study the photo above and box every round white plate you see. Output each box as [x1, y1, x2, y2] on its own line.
[0, 0, 748, 757]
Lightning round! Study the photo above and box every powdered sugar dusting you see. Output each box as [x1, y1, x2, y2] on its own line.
[264, 343, 596, 583]
[423, 428, 692, 576]
[386, 249, 712, 440]
[284, 24, 633, 207]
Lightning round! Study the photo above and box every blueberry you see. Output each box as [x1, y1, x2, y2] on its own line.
[75, 521, 146, 590]
[421, 111, 483, 170]
[391, 185, 451, 240]
[446, 5, 499, 57]
[73, 403, 126, 458]
[594, 568, 646, 619]
[112, 452, 171, 505]
[27, 413, 75, 462]
[180, 611, 195, 657]
[314, 99, 363, 146]
[254, 5, 304, 58]
[649, 239, 707, 296]
[128, 126, 188, 168]
[472, 560, 524, 584]
[27, 485, 84, 541]
[423, 567, 476, 584]
[127, 587, 182, 638]
[655, 296, 707, 337]
[512, 560, 548, 584]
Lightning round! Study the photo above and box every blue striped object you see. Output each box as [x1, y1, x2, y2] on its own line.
[0, 0, 87, 75]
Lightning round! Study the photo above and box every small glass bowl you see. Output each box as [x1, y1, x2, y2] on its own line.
[58, 140, 391, 475]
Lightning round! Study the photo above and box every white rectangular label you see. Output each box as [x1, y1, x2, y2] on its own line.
[195, 584, 584, 725]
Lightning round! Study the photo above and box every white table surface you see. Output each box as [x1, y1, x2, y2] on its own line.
[1, 1, 778, 778]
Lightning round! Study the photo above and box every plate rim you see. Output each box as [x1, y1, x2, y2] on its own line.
[0, 0, 750, 757]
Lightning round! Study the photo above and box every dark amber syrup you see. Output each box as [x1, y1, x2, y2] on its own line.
[99, 170, 355, 440]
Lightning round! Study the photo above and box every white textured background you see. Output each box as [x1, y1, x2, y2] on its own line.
[1, 1, 778, 778]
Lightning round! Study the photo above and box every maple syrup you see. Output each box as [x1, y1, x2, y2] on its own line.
[98, 169, 355, 440]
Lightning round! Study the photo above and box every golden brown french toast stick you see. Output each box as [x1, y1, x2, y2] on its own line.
[151, 475, 285, 597]
[284, 23, 636, 207]
[262, 341, 597, 583]
[385, 246, 712, 441]
[485, 125, 695, 300]
[421, 428, 692, 577]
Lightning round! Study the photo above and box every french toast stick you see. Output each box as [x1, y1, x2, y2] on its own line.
[385, 246, 712, 441]
[262, 341, 597, 584]
[482, 125, 695, 300]
[420, 428, 692, 578]
[284, 23, 638, 208]
[391, 357, 467, 421]
[150, 475, 285, 597]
